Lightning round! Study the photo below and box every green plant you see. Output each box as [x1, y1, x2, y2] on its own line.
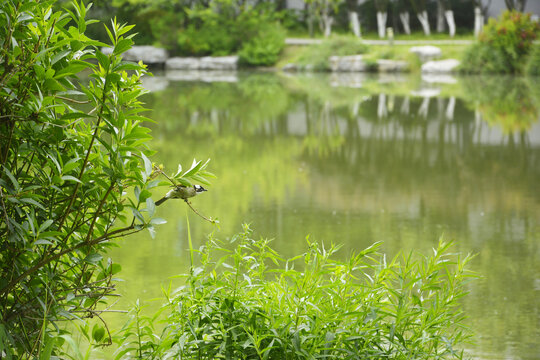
[239, 22, 286, 66]
[115, 225, 476, 359]
[460, 42, 509, 74]
[468, 10, 540, 73]
[0, 0, 213, 357]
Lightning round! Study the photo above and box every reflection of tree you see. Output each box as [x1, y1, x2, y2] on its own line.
[461, 76, 539, 134]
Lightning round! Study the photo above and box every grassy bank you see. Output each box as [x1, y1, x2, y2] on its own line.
[276, 36, 470, 72]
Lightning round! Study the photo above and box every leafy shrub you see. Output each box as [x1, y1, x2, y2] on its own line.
[463, 10, 540, 73]
[175, 4, 285, 64]
[239, 22, 286, 66]
[115, 225, 476, 359]
[0, 1, 153, 355]
[0, 0, 213, 357]
[525, 43, 540, 76]
[297, 36, 369, 71]
[178, 23, 238, 56]
[460, 42, 509, 74]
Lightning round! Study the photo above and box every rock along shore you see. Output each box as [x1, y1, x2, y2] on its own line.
[104, 44, 460, 74]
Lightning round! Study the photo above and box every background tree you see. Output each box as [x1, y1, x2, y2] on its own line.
[345, 0, 362, 37]
[505, 0, 527, 12]
[374, 0, 389, 37]
[395, 0, 412, 34]
[410, 0, 431, 35]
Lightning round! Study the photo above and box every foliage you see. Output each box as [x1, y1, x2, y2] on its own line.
[466, 11, 540, 73]
[459, 42, 509, 74]
[239, 22, 287, 66]
[177, 3, 285, 62]
[525, 42, 540, 76]
[296, 36, 369, 71]
[0, 0, 213, 357]
[114, 225, 476, 359]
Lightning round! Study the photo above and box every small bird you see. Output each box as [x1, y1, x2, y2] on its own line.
[155, 184, 207, 206]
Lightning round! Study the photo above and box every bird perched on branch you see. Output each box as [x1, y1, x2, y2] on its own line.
[155, 184, 207, 206]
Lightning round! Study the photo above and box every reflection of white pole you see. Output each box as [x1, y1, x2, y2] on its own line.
[445, 97, 456, 120]
[349, 11, 361, 37]
[388, 95, 395, 112]
[400, 96, 410, 114]
[418, 97, 430, 118]
[352, 102, 359, 117]
[445, 10, 456, 37]
[378, 93, 388, 118]
[377, 12, 387, 38]
[474, 7, 484, 37]
[399, 12, 411, 35]
[475, 108, 483, 125]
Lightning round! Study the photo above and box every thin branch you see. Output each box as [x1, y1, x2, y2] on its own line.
[0, 224, 136, 297]
[185, 200, 217, 224]
[55, 95, 90, 104]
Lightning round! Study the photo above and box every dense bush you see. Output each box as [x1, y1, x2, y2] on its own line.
[239, 22, 287, 66]
[460, 42, 509, 74]
[177, 5, 286, 63]
[0, 0, 212, 357]
[462, 10, 540, 74]
[115, 225, 476, 359]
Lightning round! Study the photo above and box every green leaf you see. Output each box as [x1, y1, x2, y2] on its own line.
[182, 159, 204, 178]
[92, 325, 106, 343]
[2, 166, 20, 191]
[61, 175, 82, 184]
[150, 218, 167, 225]
[95, 50, 110, 69]
[141, 152, 152, 178]
[114, 38, 133, 55]
[38, 220, 54, 233]
[20, 198, 46, 211]
[84, 253, 103, 265]
[114, 62, 142, 72]
[110, 263, 122, 275]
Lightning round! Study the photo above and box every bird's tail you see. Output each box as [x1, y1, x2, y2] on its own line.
[155, 197, 167, 206]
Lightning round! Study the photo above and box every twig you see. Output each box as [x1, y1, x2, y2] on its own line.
[185, 200, 217, 224]
[55, 95, 90, 104]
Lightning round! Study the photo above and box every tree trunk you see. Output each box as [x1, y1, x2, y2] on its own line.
[437, 1, 445, 32]
[320, 0, 334, 37]
[474, 6, 484, 37]
[505, 0, 527, 12]
[399, 12, 411, 34]
[307, 3, 315, 37]
[377, 11, 388, 38]
[417, 10, 431, 35]
[445, 10, 456, 37]
[349, 11, 361, 37]
[323, 16, 334, 37]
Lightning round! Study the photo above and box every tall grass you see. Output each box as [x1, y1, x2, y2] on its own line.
[114, 225, 476, 359]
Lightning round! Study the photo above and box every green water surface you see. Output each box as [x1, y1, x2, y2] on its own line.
[108, 72, 540, 359]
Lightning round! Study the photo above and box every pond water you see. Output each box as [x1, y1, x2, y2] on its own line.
[108, 71, 540, 359]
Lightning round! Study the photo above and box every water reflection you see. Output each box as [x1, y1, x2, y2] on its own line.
[112, 72, 539, 360]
